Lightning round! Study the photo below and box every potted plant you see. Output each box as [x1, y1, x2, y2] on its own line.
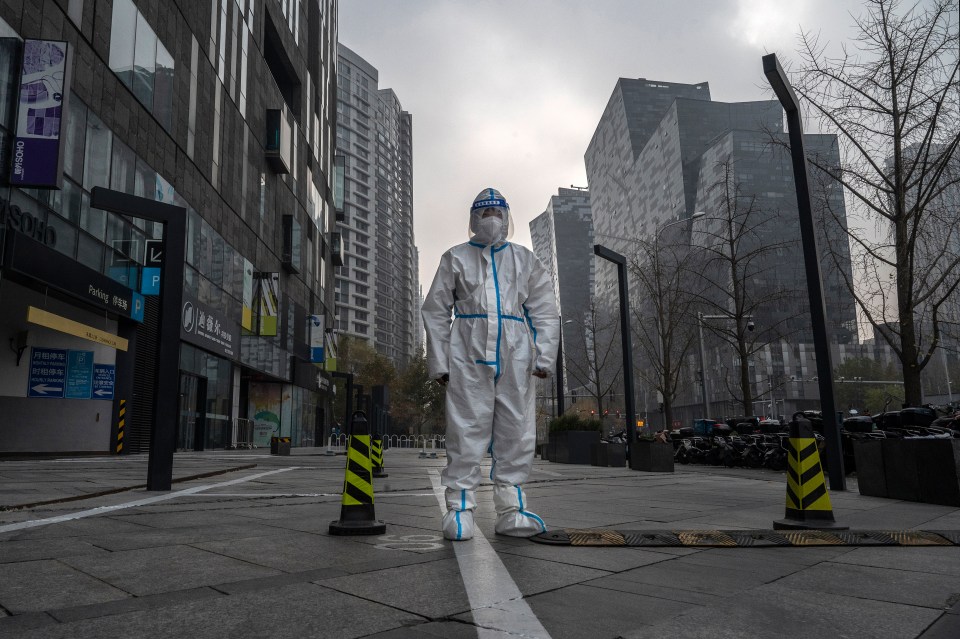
[630, 430, 674, 472]
[548, 414, 602, 465]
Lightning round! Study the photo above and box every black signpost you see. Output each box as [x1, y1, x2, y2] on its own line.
[91, 187, 186, 491]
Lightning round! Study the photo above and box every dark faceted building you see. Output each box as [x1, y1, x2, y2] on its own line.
[0, 0, 341, 454]
[585, 77, 857, 422]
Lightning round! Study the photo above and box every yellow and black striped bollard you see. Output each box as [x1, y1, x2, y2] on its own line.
[371, 435, 388, 478]
[115, 399, 126, 454]
[774, 414, 846, 530]
[329, 411, 386, 535]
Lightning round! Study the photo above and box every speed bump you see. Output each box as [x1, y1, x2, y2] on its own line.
[530, 529, 960, 547]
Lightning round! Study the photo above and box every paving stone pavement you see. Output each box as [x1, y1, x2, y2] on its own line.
[1, 448, 958, 638]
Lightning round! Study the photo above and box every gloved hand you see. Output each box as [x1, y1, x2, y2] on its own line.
[532, 368, 549, 379]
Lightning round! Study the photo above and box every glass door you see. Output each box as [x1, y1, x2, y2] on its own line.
[177, 372, 208, 451]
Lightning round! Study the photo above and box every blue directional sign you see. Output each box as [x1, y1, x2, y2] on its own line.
[131, 292, 145, 322]
[66, 350, 95, 399]
[92, 364, 115, 400]
[28, 347, 67, 398]
[141, 267, 161, 295]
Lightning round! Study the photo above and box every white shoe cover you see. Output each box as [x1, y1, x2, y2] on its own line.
[493, 483, 547, 537]
[442, 488, 477, 541]
[442, 509, 474, 541]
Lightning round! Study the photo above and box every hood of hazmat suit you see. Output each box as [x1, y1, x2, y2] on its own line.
[468, 187, 514, 245]
[422, 187, 559, 539]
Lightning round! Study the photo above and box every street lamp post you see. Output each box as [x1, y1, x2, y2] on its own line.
[556, 318, 565, 417]
[593, 245, 637, 457]
[764, 53, 845, 490]
[697, 313, 710, 420]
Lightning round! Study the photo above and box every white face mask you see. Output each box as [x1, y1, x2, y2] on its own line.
[473, 216, 503, 245]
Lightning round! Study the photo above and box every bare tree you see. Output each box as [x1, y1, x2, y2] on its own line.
[792, 0, 960, 405]
[563, 301, 623, 420]
[629, 232, 699, 431]
[692, 159, 800, 416]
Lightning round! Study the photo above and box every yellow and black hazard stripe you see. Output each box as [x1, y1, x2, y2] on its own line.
[785, 435, 833, 518]
[370, 436, 388, 477]
[342, 434, 375, 506]
[530, 528, 960, 547]
[370, 437, 383, 470]
[115, 399, 126, 455]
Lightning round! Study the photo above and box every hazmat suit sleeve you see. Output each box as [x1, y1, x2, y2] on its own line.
[522, 255, 560, 373]
[421, 250, 456, 379]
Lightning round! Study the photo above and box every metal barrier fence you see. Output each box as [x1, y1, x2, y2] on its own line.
[231, 418, 255, 449]
[330, 434, 446, 450]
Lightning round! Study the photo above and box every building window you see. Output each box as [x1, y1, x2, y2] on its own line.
[108, 0, 175, 131]
[353, 322, 367, 334]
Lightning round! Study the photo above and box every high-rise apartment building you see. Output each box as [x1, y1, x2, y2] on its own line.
[334, 44, 417, 367]
[0, 1, 341, 454]
[529, 188, 594, 399]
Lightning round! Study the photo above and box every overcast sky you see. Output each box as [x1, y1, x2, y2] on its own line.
[338, 0, 870, 292]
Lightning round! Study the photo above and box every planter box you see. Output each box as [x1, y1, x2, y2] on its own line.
[852, 440, 886, 498]
[543, 440, 556, 461]
[550, 431, 600, 465]
[853, 439, 960, 506]
[630, 441, 674, 472]
[590, 442, 626, 467]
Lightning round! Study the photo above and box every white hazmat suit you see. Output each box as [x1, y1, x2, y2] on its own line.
[422, 188, 560, 541]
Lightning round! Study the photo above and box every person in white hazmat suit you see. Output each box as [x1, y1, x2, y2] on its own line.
[421, 188, 560, 541]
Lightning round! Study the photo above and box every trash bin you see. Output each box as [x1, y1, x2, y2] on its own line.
[270, 436, 291, 455]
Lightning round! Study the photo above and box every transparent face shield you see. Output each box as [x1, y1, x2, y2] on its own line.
[467, 205, 515, 243]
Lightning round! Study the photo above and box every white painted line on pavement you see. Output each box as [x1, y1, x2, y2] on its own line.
[0, 467, 298, 534]
[429, 471, 552, 639]
[184, 491, 439, 498]
[532, 468, 562, 477]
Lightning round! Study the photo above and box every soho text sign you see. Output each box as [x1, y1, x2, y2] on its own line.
[0, 196, 56, 247]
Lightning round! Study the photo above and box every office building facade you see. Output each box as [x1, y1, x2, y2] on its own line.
[0, 0, 341, 454]
[334, 44, 417, 367]
[584, 77, 856, 423]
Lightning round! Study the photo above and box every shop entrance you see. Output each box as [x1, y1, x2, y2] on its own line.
[177, 372, 208, 451]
